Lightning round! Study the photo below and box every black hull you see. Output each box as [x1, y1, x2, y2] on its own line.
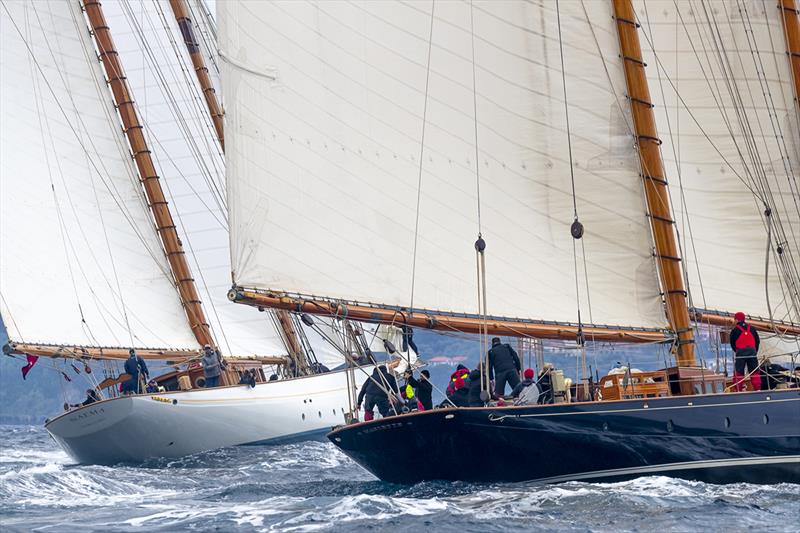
[327, 389, 800, 484]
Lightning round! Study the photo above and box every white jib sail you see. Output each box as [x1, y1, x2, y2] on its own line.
[220, 0, 668, 330]
[0, 0, 197, 349]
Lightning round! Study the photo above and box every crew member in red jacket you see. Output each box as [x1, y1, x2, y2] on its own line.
[729, 311, 762, 392]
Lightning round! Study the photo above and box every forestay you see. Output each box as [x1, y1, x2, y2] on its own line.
[0, 0, 197, 349]
[220, 0, 668, 329]
[637, 0, 800, 325]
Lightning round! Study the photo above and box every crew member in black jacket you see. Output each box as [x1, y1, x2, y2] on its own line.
[357, 365, 398, 420]
[404, 369, 433, 411]
[488, 337, 521, 396]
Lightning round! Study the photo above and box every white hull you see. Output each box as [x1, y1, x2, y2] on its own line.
[45, 369, 368, 464]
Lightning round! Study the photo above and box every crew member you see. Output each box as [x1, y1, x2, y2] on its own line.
[202, 344, 223, 388]
[405, 369, 433, 411]
[467, 365, 485, 407]
[400, 324, 420, 357]
[239, 369, 257, 388]
[511, 368, 539, 405]
[357, 365, 398, 420]
[729, 311, 761, 391]
[67, 388, 102, 409]
[488, 337, 521, 396]
[446, 364, 470, 399]
[122, 348, 149, 395]
[538, 363, 554, 404]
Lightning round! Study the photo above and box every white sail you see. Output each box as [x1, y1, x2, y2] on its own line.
[0, 0, 197, 349]
[220, 0, 667, 329]
[637, 0, 800, 325]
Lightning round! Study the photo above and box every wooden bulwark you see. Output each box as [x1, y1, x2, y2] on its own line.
[229, 288, 669, 343]
[612, 0, 696, 366]
[81, 0, 212, 347]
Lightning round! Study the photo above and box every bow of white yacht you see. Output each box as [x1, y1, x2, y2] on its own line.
[45, 368, 368, 465]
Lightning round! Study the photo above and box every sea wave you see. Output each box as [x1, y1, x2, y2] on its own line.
[1, 425, 797, 532]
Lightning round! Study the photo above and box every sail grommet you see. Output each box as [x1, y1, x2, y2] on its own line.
[571, 220, 584, 239]
[474, 235, 486, 252]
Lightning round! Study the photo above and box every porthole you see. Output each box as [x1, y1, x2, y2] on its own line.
[332, 409, 337, 415]
[318, 411, 322, 418]
[301, 413, 305, 420]
[666, 420, 674, 432]
[724, 417, 730, 428]
[602, 422, 609, 432]
[763, 414, 769, 425]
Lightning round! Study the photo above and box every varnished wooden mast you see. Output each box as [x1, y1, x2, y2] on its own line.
[612, 0, 696, 366]
[81, 0, 213, 347]
[228, 288, 668, 343]
[779, 0, 800, 110]
[167, 0, 225, 150]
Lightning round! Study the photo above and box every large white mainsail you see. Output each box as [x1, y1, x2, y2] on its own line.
[0, 0, 197, 349]
[637, 0, 800, 325]
[220, 0, 668, 330]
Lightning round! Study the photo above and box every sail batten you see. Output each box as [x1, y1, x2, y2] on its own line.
[221, 0, 669, 330]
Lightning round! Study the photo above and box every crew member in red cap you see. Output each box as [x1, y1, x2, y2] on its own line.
[510, 368, 539, 405]
[729, 311, 761, 392]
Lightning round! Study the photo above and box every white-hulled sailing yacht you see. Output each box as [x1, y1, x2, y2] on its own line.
[0, 0, 407, 464]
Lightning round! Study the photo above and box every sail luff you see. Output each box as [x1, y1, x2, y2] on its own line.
[612, 0, 695, 366]
[168, 0, 225, 150]
[779, 0, 800, 111]
[80, 0, 212, 347]
[228, 288, 668, 343]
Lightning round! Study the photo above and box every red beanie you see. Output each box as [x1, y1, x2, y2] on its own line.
[734, 311, 746, 322]
[524, 368, 535, 380]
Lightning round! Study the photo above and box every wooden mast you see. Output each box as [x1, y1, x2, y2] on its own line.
[779, 0, 800, 109]
[611, 0, 696, 366]
[167, 0, 225, 150]
[81, 0, 213, 347]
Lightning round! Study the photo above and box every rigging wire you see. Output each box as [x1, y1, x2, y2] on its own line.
[408, 0, 435, 314]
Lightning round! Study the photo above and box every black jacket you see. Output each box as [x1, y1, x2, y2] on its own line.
[357, 366, 398, 404]
[467, 368, 484, 407]
[487, 343, 521, 380]
[407, 375, 433, 410]
[729, 321, 760, 353]
[449, 386, 470, 407]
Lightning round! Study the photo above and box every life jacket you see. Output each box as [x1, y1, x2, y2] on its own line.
[735, 324, 756, 350]
[405, 383, 415, 399]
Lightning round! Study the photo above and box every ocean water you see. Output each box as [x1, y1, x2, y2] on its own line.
[0, 425, 797, 532]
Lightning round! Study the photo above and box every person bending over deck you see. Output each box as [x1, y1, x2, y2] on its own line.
[202, 344, 224, 388]
[467, 366, 486, 407]
[488, 337, 521, 396]
[239, 369, 257, 388]
[405, 369, 433, 411]
[729, 312, 761, 391]
[357, 365, 398, 421]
